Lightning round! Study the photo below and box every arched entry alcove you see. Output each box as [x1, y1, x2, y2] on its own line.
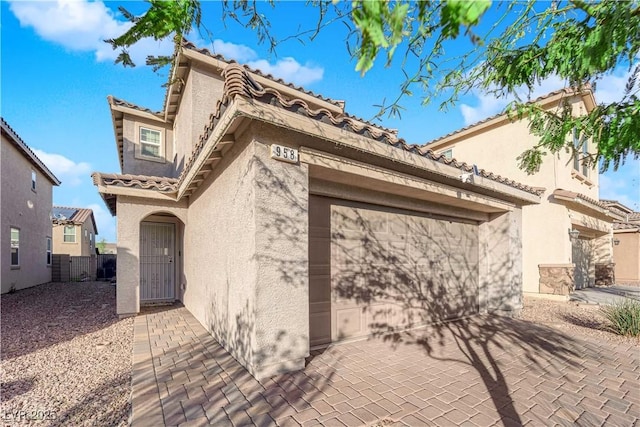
[139, 211, 185, 305]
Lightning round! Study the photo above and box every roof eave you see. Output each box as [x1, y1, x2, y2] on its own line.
[426, 86, 596, 150]
[1, 119, 61, 186]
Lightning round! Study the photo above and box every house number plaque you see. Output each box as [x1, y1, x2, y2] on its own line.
[270, 144, 299, 164]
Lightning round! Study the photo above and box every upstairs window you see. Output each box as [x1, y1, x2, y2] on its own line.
[64, 226, 76, 243]
[10, 228, 19, 266]
[140, 127, 162, 159]
[441, 149, 453, 160]
[46, 237, 52, 265]
[572, 129, 589, 177]
[31, 170, 36, 191]
[90, 232, 93, 250]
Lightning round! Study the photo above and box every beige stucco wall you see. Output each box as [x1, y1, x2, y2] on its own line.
[183, 128, 310, 379]
[478, 208, 523, 313]
[1, 136, 54, 293]
[172, 64, 225, 177]
[613, 231, 640, 284]
[52, 216, 97, 256]
[121, 114, 174, 177]
[115, 196, 188, 316]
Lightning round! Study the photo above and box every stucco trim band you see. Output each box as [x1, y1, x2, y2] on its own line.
[230, 98, 542, 204]
[300, 147, 515, 214]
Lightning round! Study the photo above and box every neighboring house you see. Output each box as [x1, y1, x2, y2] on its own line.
[94, 41, 543, 379]
[425, 87, 621, 296]
[98, 242, 117, 254]
[602, 200, 640, 286]
[1, 117, 61, 294]
[51, 206, 98, 256]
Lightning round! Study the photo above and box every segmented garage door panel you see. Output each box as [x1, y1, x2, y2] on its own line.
[309, 196, 479, 345]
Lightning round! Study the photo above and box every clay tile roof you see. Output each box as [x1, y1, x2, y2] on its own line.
[614, 222, 640, 230]
[629, 212, 640, 221]
[1, 117, 61, 185]
[553, 189, 610, 209]
[212, 64, 543, 197]
[108, 96, 163, 117]
[424, 86, 592, 146]
[181, 40, 342, 107]
[92, 172, 178, 192]
[52, 206, 98, 234]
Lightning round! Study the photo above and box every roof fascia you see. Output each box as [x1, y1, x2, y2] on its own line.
[427, 89, 595, 151]
[552, 193, 623, 221]
[1, 121, 61, 185]
[181, 48, 344, 115]
[230, 96, 541, 204]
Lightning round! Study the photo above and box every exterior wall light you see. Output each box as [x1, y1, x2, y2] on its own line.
[613, 238, 620, 246]
[568, 229, 580, 240]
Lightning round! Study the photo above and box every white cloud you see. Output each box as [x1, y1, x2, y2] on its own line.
[593, 65, 639, 104]
[210, 39, 258, 63]
[32, 149, 91, 187]
[204, 39, 324, 86]
[87, 203, 116, 241]
[459, 75, 567, 125]
[248, 58, 324, 86]
[8, 0, 173, 65]
[459, 63, 640, 126]
[8, 2, 324, 85]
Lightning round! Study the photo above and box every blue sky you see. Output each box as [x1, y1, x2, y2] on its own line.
[2, 1, 638, 242]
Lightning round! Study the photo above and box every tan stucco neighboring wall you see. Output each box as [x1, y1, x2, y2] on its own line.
[115, 196, 188, 316]
[52, 216, 97, 256]
[1, 136, 53, 293]
[521, 203, 571, 292]
[430, 96, 598, 198]
[613, 231, 640, 284]
[121, 114, 175, 177]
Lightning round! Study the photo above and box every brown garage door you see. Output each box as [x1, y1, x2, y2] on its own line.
[309, 196, 479, 346]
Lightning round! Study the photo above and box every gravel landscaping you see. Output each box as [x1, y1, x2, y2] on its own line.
[518, 296, 640, 346]
[1, 282, 133, 426]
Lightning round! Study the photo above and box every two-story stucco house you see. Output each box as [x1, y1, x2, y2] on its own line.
[1, 117, 61, 294]
[51, 206, 98, 256]
[94, 41, 545, 379]
[425, 88, 621, 297]
[602, 200, 640, 286]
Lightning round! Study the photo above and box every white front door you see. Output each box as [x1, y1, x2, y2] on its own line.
[140, 222, 175, 302]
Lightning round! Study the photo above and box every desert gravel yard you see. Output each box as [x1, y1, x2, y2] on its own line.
[1, 282, 133, 426]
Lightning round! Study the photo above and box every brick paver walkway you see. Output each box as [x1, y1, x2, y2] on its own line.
[131, 305, 639, 426]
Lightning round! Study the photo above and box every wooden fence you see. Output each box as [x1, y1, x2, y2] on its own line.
[52, 254, 117, 282]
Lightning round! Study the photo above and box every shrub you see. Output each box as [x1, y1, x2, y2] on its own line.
[600, 299, 640, 337]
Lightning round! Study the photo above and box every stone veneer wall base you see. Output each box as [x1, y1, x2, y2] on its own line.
[538, 264, 575, 296]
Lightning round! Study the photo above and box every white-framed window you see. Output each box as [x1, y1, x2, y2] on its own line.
[31, 170, 37, 191]
[572, 129, 589, 177]
[85, 229, 88, 241]
[10, 227, 19, 267]
[140, 127, 162, 159]
[64, 225, 76, 243]
[441, 149, 453, 160]
[46, 237, 52, 265]
[90, 232, 93, 250]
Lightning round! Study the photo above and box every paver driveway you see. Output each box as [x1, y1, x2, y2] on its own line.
[131, 305, 639, 426]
